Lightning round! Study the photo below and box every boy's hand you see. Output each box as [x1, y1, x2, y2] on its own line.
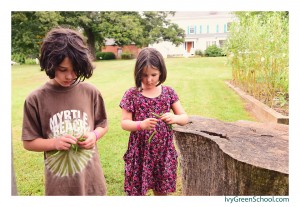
[77, 132, 96, 149]
[54, 134, 77, 151]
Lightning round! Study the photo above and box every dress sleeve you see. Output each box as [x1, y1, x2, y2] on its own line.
[167, 86, 179, 105]
[119, 88, 135, 113]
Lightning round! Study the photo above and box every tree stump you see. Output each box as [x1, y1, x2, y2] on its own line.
[173, 116, 288, 196]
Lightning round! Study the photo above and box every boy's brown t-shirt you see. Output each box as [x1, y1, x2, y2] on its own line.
[22, 81, 107, 195]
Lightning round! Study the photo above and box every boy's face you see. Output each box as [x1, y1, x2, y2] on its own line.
[53, 57, 77, 87]
[141, 66, 161, 90]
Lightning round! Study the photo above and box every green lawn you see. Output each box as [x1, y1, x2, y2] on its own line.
[11, 57, 255, 196]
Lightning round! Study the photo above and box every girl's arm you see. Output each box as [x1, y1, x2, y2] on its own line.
[121, 108, 158, 132]
[23, 134, 77, 152]
[160, 100, 189, 126]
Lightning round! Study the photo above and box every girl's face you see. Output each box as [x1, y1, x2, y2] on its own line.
[53, 57, 77, 87]
[141, 66, 160, 90]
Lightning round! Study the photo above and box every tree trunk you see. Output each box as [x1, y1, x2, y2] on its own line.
[173, 116, 288, 196]
[84, 28, 96, 61]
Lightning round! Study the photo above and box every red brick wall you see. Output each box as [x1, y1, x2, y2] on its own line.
[101, 45, 142, 59]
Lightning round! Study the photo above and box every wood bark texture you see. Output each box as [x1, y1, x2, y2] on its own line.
[173, 116, 288, 196]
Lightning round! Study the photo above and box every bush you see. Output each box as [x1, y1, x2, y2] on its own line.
[204, 45, 225, 57]
[121, 51, 134, 60]
[195, 49, 204, 56]
[25, 58, 37, 65]
[96, 52, 116, 60]
[12, 53, 26, 64]
[223, 11, 289, 109]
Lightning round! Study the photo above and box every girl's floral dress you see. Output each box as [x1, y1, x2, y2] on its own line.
[119, 85, 179, 196]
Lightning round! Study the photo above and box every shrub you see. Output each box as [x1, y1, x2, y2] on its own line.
[12, 53, 26, 64]
[204, 45, 225, 57]
[223, 11, 289, 110]
[121, 51, 134, 60]
[195, 49, 204, 56]
[25, 58, 37, 65]
[96, 52, 116, 60]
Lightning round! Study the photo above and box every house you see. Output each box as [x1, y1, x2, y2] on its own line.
[101, 38, 141, 59]
[101, 11, 235, 58]
[149, 11, 236, 57]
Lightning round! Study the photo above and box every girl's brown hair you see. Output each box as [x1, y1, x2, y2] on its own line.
[134, 48, 167, 89]
[39, 27, 95, 82]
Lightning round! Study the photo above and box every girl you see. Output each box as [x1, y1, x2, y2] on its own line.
[22, 27, 108, 195]
[119, 47, 189, 196]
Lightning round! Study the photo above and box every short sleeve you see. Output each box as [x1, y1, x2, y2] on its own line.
[167, 86, 179, 105]
[94, 91, 107, 128]
[22, 97, 43, 141]
[119, 88, 135, 113]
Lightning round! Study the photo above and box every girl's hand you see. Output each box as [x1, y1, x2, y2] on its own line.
[77, 132, 96, 149]
[141, 118, 158, 130]
[54, 134, 77, 151]
[160, 112, 176, 124]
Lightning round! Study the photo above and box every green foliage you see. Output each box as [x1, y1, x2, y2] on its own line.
[223, 11, 289, 110]
[121, 51, 134, 59]
[204, 45, 224, 57]
[96, 52, 116, 60]
[195, 49, 204, 56]
[25, 58, 37, 65]
[11, 53, 26, 64]
[12, 11, 185, 60]
[11, 12, 62, 59]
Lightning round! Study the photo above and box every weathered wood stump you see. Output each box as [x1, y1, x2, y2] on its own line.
[173, 116, 288, 196]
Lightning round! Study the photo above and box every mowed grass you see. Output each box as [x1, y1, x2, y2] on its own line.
[11, 57, 254, 196]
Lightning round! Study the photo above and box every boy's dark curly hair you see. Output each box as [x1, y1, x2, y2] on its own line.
[39, 27, 95, 82]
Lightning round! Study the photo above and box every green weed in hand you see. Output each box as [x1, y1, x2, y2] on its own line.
[71, 136, 86, 153]
[148, 130, 156, 143]
[148, 112, 173, 143]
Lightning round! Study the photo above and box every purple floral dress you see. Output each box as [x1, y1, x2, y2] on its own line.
[119, 85, 179, 196]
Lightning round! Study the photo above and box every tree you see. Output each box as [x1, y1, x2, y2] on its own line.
[139, 11, 185, 47]
[11, 11, 185, 60]
[11, 11, 62, 58]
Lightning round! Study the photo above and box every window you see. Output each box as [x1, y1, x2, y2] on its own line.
[216, 24, 219, 33]
[224, 24, 227, 32]
[189, 26, 195, 34]
[207, 25, 210, 33]
[199, 25, 202, 33]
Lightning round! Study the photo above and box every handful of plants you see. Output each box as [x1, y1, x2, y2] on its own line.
[51, 135, 86, 157]
[71, 136, 86, 153]
[148, 112, 173, 143]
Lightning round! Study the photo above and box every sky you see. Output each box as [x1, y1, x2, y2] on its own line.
[1, 0, 300, 207]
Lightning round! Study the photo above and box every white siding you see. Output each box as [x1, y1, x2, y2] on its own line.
[150, 11, 236, 57]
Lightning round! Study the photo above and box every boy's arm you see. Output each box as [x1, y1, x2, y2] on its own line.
[23, 135, 77, 152]
[93, 126, 108, 140]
